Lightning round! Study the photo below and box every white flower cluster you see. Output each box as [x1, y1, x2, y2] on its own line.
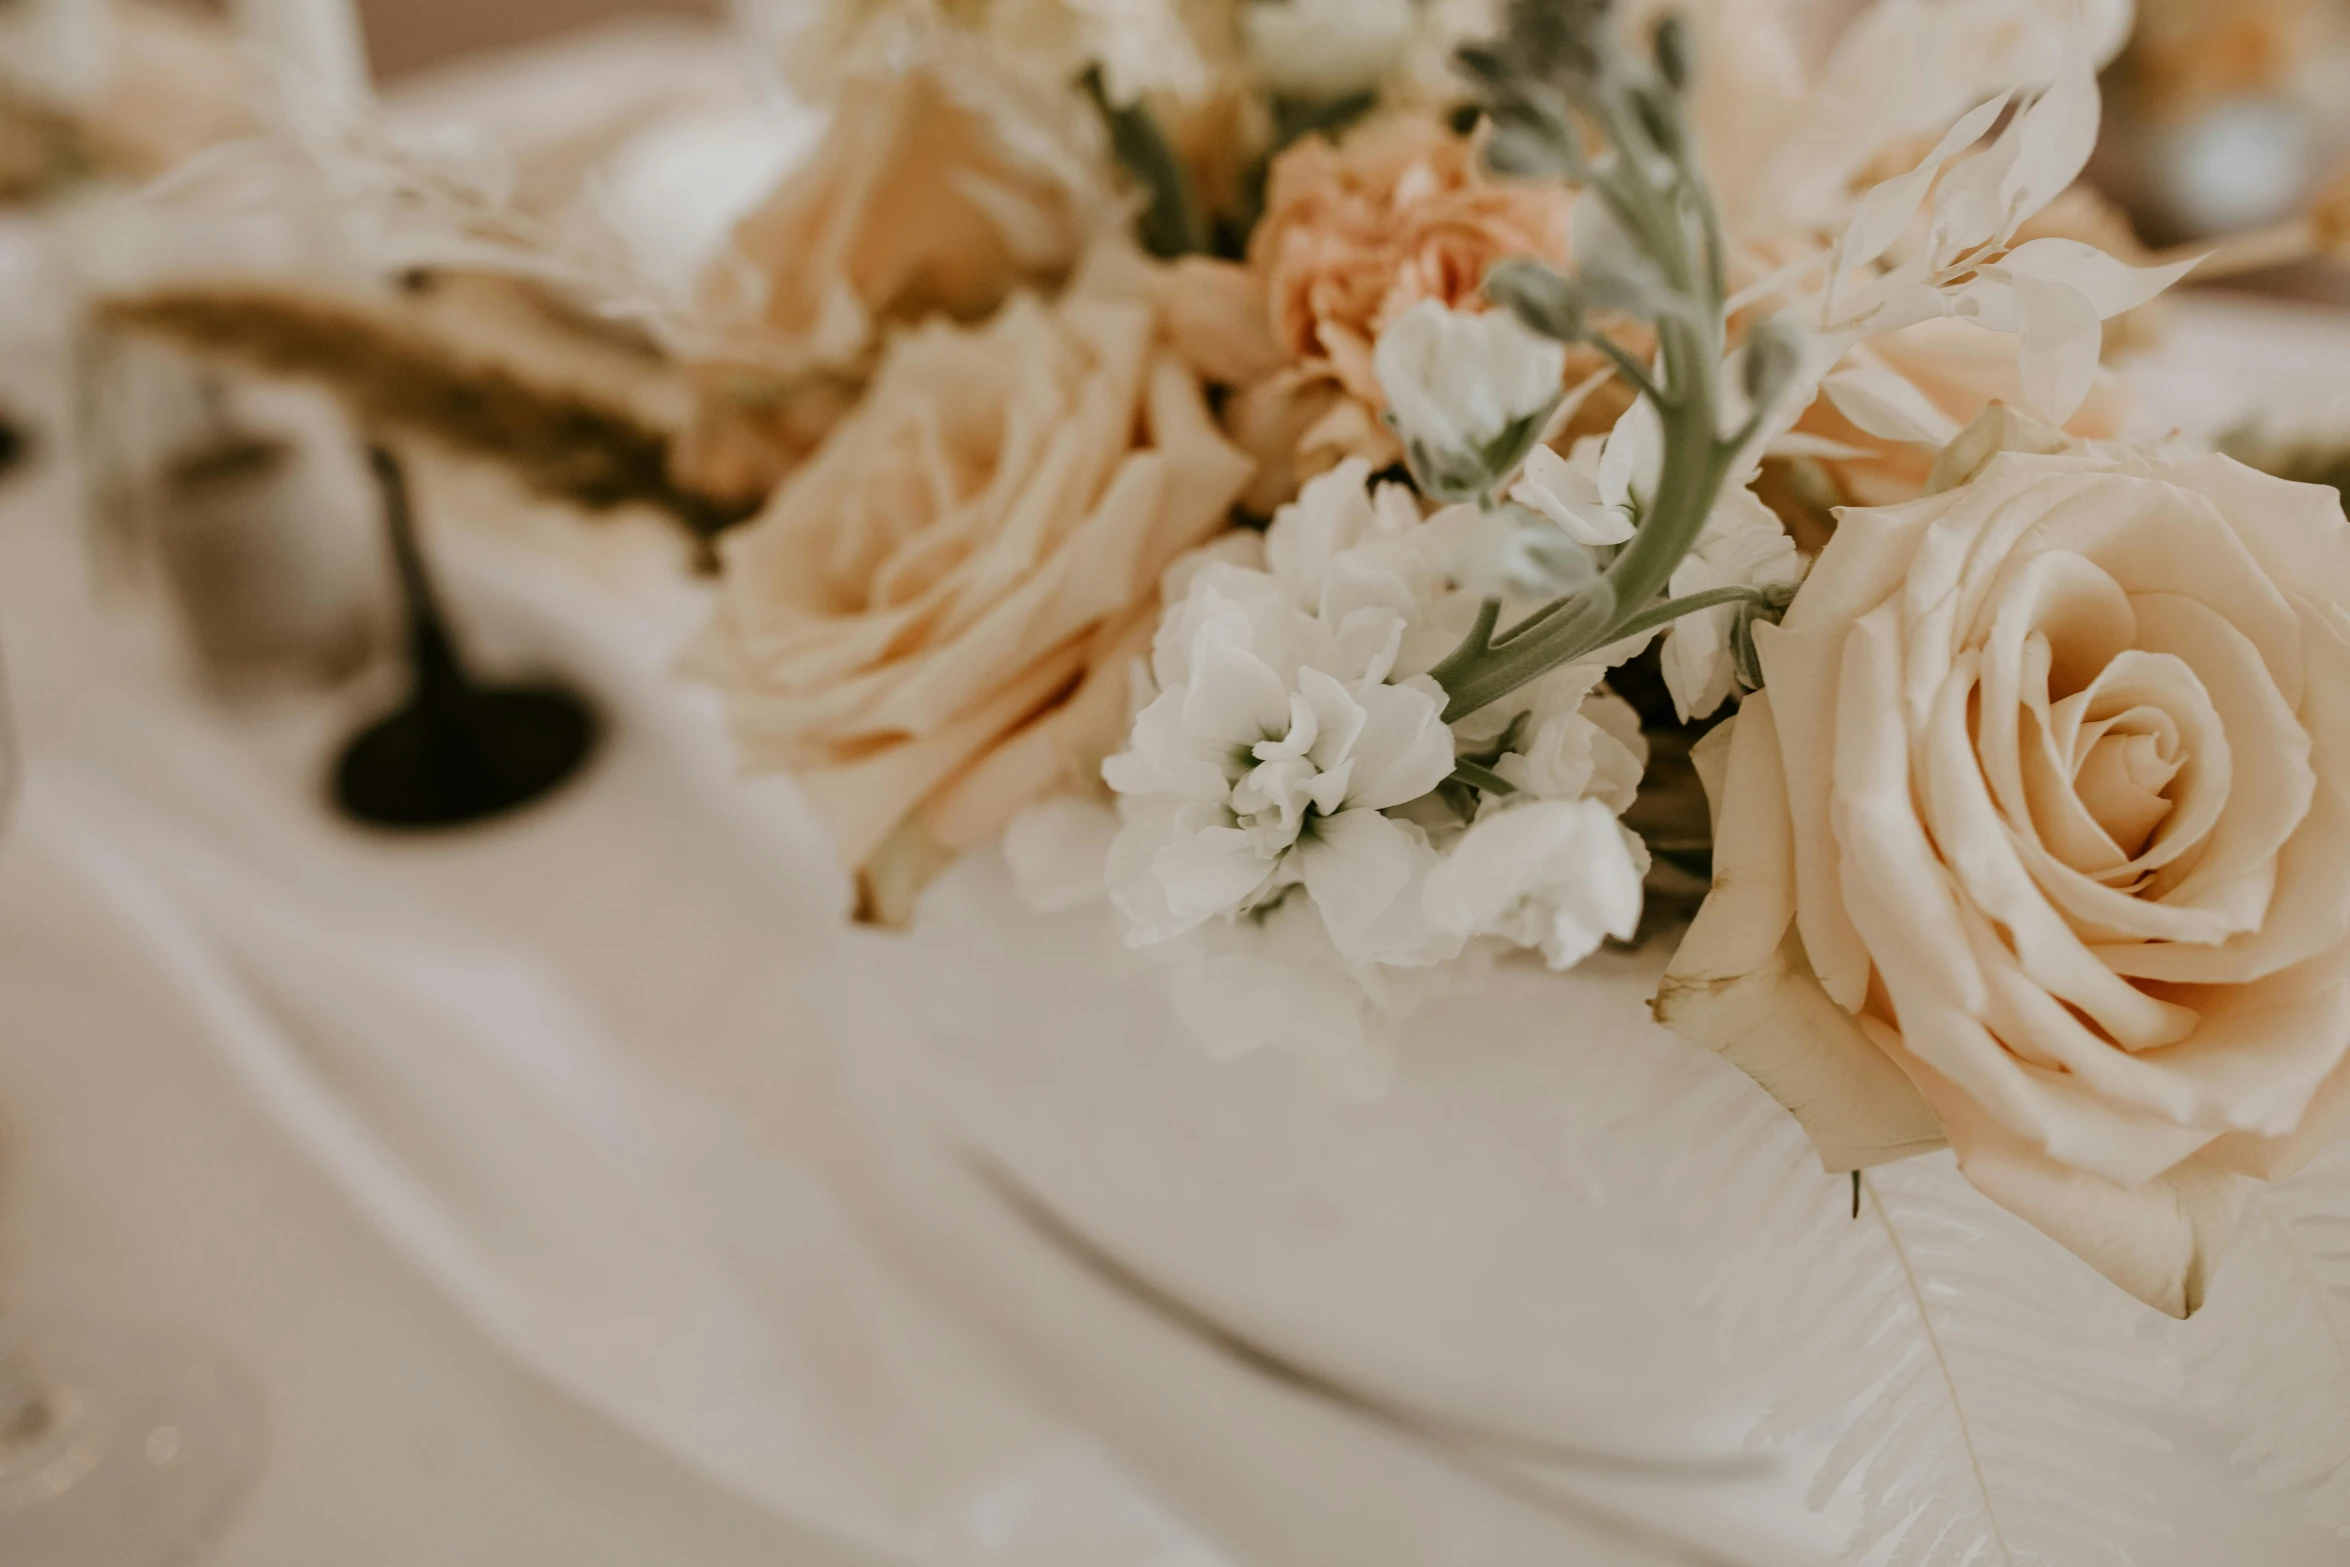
[1373, 299, 1806, 725]
[1072, 458, 1652, 1075]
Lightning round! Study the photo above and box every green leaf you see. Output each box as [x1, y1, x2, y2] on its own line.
[1082, 67, 1207, 259]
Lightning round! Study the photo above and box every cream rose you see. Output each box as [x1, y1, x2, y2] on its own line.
[689, 256, 1254, 918]
[1658, 443, 2350, 1317]
[674, 63, 1110, 508]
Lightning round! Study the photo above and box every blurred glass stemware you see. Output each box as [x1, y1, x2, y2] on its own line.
[0, 638, 268, 1564]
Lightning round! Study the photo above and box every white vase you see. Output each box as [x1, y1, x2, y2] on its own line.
[866, 847, 1853, 1559]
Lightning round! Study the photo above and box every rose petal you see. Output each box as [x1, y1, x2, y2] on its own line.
[1894, 1040, 2244, 1319]
[1917, 647, 2201, 1051]
[1656, 694, 1946, 1169]
[2103, 602, 2350, 984]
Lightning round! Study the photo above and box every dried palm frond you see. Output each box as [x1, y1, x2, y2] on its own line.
[97, 278, 762, 546]
[2186, 1133, 2350, 1538]
[1579, 1027, 2179, 1565]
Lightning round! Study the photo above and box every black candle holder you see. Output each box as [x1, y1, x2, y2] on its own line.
[331, 446, 598, 830]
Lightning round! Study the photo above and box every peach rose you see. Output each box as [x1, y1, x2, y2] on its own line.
[688, 252, 1254, 919]
[674, 63, 1109, 508]
[1658, 441, 2350, 1318]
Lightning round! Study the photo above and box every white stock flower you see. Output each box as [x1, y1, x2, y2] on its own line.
[1484, 670, 1648, 813]
[1243, 0, 1418, 101]
[1095, 461, 1670, 1063]
[1510, 439, 1638, 548]
[1819, 51, 2199, 425]
[1374, 298, 1568, 499]
[1460, 395, 1661, 603]
[1102, 563, 1460, 963]
[1425, 798, 1646, 970]
[1659, 484, 1805, 723]
[1430, 660, 1650, 967]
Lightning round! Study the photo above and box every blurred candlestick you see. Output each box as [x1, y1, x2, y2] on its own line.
[231, 0, 371, 110]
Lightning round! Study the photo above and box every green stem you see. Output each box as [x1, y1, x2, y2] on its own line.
[1441, 309, 1727, 724]
[1450, 759, 1519, 797]
[1601, 583, 1767, 643]
[1588, 335, 1671, 410]
[1426, 35, 1749, 730]
[1427, 597, 1503, 692]
[1082, 68, 1206, 259]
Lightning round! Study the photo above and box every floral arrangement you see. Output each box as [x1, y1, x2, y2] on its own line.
[157, 0, 2350, 1555]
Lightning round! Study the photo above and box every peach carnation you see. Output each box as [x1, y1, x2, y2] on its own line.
[1252, 112, 1578, 408]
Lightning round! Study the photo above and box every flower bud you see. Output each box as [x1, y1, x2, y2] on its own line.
[1652, 14, 1693, 93]
[1375, 299, 1568, 504]
[1485, 258, 1587, 343]
[1740, 313, 1803, 406]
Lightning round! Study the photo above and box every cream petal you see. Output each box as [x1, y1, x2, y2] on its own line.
[2145, 979, 2350, 1137]
[2102, 603, 2350, 984]
[2021, 707, 2136, 879]
[2200, 997, 2350, 1181]
[794, 640, 1090, 870]
[1780, 488, 1948, 636]
[2126, 593, 2310, 915]
[1899, 469, 2113, 713]
[1876, 978, 2219, 1190]
[2070, 728, 2179, 858]
[1916, 648, 2200, 1049]
[1969, 547, 2138, 873]
[1752, 622, 1875, 1013]
[1654, 694, 1945, 1169]
[1955, 893, 2350, 1140]
[2023, 479, 2306, 706]
[2159, 451, 2350, 616]
[1896, 1045, 2245, 1318]
[1832, 608, 1992, 1019]
[2000, 655, 2248, 948]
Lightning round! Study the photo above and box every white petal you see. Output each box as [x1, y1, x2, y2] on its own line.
[1823, 365, 1965, 446]
[1343, 677, 1457, 811]
[2013, 272, 2102, 426]
[1152, 815, 1279, 923]
[1182, 638, 1292, 748]
[1603, 395, 1664, 510]
[1835, 90, 2013, 282]
[1513, 446, 1634, 546]
[1998, 53, 2102, 233]
[1991, 236, 2202, 320]
[1372, 300, 1462, 451]
[1300, 808, 1424, 961]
